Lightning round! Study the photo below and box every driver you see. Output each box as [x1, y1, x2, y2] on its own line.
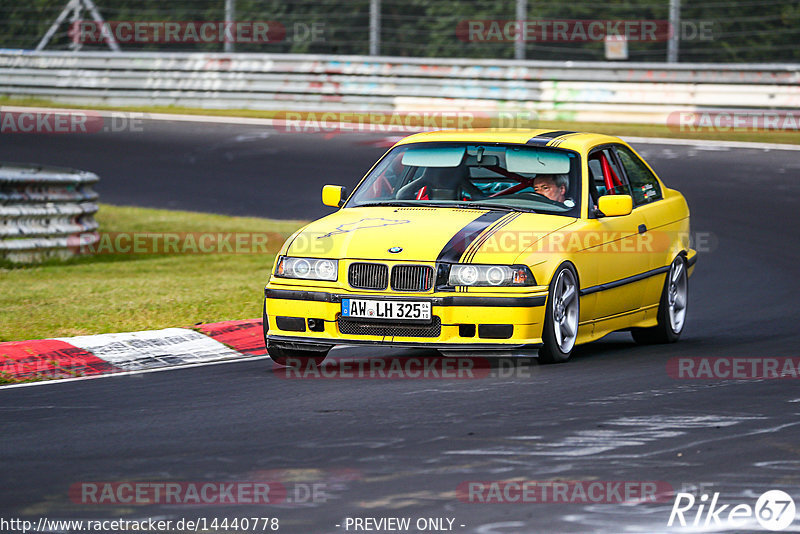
[370, 154, 406, 197]
[384, 155, 406, 182]
[533, 174, 568, 203]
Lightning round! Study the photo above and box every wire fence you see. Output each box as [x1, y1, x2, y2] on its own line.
[1, 0, 799, 62]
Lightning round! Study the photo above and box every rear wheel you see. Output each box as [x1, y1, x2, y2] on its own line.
[538, 264, 580, 364]
[632, 256, 688, 344]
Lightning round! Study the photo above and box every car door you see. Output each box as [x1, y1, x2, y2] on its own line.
[611, 144, 670, 310]
[582, 146, 652, 319]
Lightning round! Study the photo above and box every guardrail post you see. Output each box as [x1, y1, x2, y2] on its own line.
[515, 0, 527, 60]
[225, 0, 236, 53]
[667, 0, 680, 63]
[369, 0, 380, 56]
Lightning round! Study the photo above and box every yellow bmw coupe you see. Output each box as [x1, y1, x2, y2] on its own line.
[264, 129, 696, 364]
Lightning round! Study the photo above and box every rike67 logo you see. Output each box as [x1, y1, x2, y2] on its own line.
[668, 490, 796, 531]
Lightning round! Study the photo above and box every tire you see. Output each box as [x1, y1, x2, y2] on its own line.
[631, 256, 688, 344]
[262, 301, 269, 347]
[538, 263, 580, 364]
[267, 343, 328, 367]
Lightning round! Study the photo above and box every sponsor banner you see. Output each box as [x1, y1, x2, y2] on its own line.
[0, 339, 116, 381]
[457, 480, 674, 503]
[196, 320, 266, 356]
[667, 357, 800, 379]
[56, 328, 244, 371]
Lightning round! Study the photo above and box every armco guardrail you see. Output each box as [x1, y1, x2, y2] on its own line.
[0, 51, 799, 124]
[0, 163, 100, 263]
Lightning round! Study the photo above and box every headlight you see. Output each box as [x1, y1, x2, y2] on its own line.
[275, 256, 338, 281]
[448, 264, 535, 287]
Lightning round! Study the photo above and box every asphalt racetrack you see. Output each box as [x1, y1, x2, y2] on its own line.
[2, 119, 800, 533]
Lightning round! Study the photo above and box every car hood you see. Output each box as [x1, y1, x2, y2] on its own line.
[285, 207, 577, 263]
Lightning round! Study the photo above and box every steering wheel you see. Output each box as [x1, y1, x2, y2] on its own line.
[371, 173, 393, 197]
[511, 191, 567, 206]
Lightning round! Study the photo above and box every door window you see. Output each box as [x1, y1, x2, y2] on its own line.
[614, 145, 663, 206]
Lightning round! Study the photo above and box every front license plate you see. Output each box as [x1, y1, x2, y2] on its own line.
[342, 299, 431, 321]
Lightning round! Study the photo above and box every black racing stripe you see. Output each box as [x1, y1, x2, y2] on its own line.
[527, 130, 576, 145]
[460, 213, 511, 263]
[436, 211, 507, 264]
[549, 133, 578, 148]
[265, 288, 335, 302]
[268, 334, 542, 351]
[462, 212, 521, 264]
[442, 295, 546, 307]
[265, 291, 546, 308]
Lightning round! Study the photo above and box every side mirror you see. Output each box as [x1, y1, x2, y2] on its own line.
[597, 195, 633, 217]
[322, 185, 347, 207]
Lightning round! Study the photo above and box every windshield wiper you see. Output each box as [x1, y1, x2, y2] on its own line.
[358, 201, 472, 209]
[462, 203, 538, 213]
[356, 201, 422, 207]
[357, 201, 539, 213]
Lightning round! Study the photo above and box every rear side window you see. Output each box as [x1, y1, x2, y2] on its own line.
[615, 145, 662, 205]
[588, 148, 630, 197]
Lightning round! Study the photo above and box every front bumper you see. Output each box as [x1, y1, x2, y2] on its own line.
[264, 285, 549, 351]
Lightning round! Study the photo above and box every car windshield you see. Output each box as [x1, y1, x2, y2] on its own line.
[346, 142, 581, 216]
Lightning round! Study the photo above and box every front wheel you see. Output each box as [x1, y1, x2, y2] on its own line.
[631, 256, 688, 344]
[538, 264, 580, 364]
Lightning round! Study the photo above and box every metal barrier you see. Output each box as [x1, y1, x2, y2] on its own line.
[0, 163, 99, 263]
[1, 50, 799, 123]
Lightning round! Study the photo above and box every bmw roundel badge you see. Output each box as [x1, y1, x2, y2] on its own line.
[388, 246, 403, 253]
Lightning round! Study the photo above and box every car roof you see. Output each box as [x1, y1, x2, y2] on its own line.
[394, 129, 625, 153]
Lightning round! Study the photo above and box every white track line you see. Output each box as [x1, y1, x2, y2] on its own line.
[623, 135, 800, 151]
[0, 355, 268, 391]
[4, 105, 800, 151]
